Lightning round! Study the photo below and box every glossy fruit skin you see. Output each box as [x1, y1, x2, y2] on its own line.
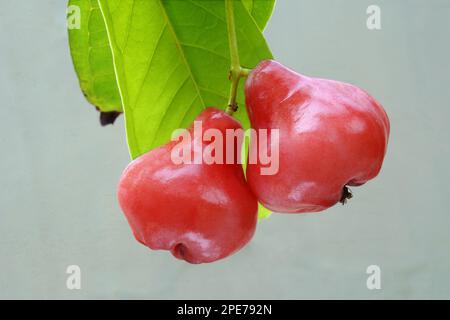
[245, 60, 390, 213]
[117, 108, 258, 264]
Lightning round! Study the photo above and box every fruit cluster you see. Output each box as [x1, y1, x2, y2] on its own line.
[117, 60, 390, 264]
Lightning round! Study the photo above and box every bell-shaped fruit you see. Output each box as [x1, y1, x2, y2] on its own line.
[245, 60, 390, 213]
[117, 108, 258, 263]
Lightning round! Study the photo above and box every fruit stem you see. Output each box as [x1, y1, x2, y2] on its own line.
[225, 0, 249, 115]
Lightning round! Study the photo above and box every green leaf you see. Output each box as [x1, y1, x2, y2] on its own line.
[67, 0, 122, 113]
[241, 138, 272, 220]
[97, 0, 273, 159]
[67, 0, 274, 115]
[242, 0, 276, 30]
[258, 203, 272, 220]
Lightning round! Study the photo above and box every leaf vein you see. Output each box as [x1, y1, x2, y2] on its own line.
[158, 0, 205, 109]
[121, 0, 136, 54]
[178, 95, 201, 130]
[149, 76, 192, 146]
[198, 86, 228, 100]
[180, 42, 229, 60]
[185, 0, 226, 23]
[133, 22, 168, 109]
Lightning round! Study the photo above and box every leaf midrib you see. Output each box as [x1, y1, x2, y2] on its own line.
[157, 0, 206, 108]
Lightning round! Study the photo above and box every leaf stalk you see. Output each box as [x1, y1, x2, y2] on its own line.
[225, 0, 248, 115]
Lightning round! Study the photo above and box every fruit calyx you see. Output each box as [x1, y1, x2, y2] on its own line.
[339, 187, 353, 205]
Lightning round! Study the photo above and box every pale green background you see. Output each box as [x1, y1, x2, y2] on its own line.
[1, 0, 449, 299]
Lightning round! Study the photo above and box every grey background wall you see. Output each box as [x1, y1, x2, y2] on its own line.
[0, 0, 449, 299]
